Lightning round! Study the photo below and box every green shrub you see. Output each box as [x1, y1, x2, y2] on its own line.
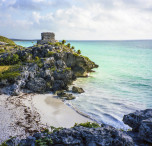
[4, 55, 11, 65]
[47, 51, 55, 57]
[74, 122, 101, 128]
[73, 53, 79, 57]
[77, 49, 81, 54]
[66, 43, 71, 48]
[0, 72, 20, 80]
[0, 48, 5, 53]
[35, 137, 53, 146]
[0, 65, 21, 80]
[21, 53, 32, 62]
[0, 54, 21, 65]
[12, 54, 20, 64]
[71, 46, 75, 49]
[83, 56, 90, 61]
[50, 126, 63, 133]
[62, 40, 66, 44]
[37, 62, 43, 68]
[54, 42, 61, 46]
[57, 50, 60, 53]
[65, 67, 71, 70]
[48, 42, 53, 45]
[50, 66, 56, 72]
[35, 56, 40, 62]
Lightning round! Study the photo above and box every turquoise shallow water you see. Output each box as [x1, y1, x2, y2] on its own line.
[15, 40, 152, 129]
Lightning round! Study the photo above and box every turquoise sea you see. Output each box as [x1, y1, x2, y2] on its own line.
[15, 40, 152, 130]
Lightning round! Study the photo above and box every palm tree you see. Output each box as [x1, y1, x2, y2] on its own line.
[62, 40, 66, 44]
[67, 43, 71, 48]
[71, 46, 75, 49]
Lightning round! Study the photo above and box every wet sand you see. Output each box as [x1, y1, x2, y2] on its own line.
[32, 94, 92, 128]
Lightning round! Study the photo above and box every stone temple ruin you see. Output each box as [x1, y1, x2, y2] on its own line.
[37, 32, 57, 45]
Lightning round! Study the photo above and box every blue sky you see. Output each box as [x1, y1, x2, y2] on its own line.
[0, 0, 152, 40]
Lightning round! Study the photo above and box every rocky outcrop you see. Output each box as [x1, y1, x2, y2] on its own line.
[63, 52, 98, 77]
[139, 118, 152, 143]
[72, 86, 84, 93]
[5, 125, 134, 146]
[123, 109, 152, 144]
[3, 109, 152, 145]
[0, 42, 98, 97]
[57, 91, 75, 100]
[123, 109, 152, 131]
[26, 78, 46, 93]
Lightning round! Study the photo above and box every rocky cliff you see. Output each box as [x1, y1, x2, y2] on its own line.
[0, 40, 98, 96]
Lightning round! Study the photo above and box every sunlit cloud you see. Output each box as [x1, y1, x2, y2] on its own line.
[0, 0, 152, 40]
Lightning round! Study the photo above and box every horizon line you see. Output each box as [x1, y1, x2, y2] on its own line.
[12, 39, 152, 41]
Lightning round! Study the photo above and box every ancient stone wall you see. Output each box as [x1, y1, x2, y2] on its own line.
[37, 32, 56, 45]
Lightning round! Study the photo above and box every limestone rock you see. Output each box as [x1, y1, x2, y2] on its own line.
[72, 86, 84, 93]
[123, 109, 152, 131]
[10, 84, 21, 96]
[26, 78, 46, 93]
[139, 118, 152, 143]
[57, 91, 75, 100]
[5, 125, 133, 146]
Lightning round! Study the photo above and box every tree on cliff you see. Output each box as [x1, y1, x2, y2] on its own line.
[62, 40, 66, 44]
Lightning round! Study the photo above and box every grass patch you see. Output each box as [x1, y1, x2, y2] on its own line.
[49, 66, 56, 72]
[73, 53, 80, 57]
[47, 51, 55, 57]
[0, 48, 5, 53]
[0, 36, 15, 46]
[35, 137, 53, 146]
[65, 67, 71, 70]
[0, 66, 11, 73]
[0, 65, 21, 80]
[74, 122, 101, 128]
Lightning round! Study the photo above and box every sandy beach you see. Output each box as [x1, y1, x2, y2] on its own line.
[32, 94, 92, 128]
[0, 93, 91, 143]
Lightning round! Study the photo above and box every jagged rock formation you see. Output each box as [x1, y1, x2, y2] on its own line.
[0, 38, 98, 96]
[5, 124, 134, 146]
[4, 109, 152, 146]
[123, 109, 152, 144]
[72, 86, 84, 93]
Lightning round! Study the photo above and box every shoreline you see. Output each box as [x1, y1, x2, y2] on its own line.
[0, 93, 92, 143]
[32, 93, 92, 128]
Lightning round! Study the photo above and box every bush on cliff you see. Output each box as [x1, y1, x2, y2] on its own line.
[62, 40, 66, 44]
[0, 65, 20, 80]
[74, 122, 101, 128]
[0, 48, 5, 53]
[0, 54, 20, 65]
[47, 51, 55, 57]
[66, 43, 71, 48]
[54, 42, 61, 46]
[77, 49, 81, 54]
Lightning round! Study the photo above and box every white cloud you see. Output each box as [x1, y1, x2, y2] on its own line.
[0, 0, 152, 39]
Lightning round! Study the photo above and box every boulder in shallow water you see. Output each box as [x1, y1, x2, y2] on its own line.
[139, 118, 152, 143]
[57, 91, 75, 100]
[123, 109, 152, 131]
[72, 86, 84, 93]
